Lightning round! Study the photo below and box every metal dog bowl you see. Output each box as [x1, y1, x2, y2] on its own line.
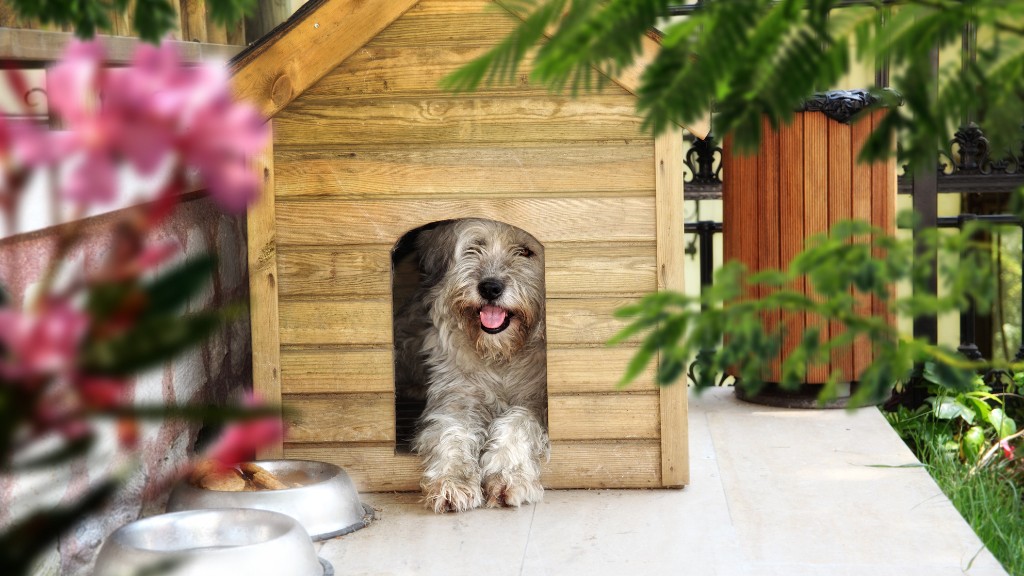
[167, 459, 372, 540]
[93, 508, 331, 576]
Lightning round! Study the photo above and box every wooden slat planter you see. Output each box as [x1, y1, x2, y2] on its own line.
[722, 93, 896, 406]
[235, 0, 708, 492]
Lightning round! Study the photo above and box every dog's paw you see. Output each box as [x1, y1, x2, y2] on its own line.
[422, 475, 484, 513]
[482, 471, 544, 508]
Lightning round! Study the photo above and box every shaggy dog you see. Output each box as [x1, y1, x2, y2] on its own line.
[394, 218, 548, 513]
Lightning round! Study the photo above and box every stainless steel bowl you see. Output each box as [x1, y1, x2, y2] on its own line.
[167, 459, 371, 540]
[93, 508, 329, 576]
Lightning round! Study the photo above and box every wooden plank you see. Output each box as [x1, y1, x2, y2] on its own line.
[546, 298, 643, 347]
[275, 197, 657, 246]
[494, 0, 710, 138]
[280, 348, 394, 394]
[286, 438, 663, 492]
[546, 347, 657, 394]
[803, 112, 830, 383]
[277, 241, 656, 300]
[0, 28, 241, 62]
[548, 393, 661, 441]
[779, 116, 806, 383]
[279, 300, 392, 346]
[758, 117, 782, 383]
[226, 17, 246, 46]
[283, 393, 394, 443]
[827, 119, 853, 383]
[181, 0, 208, 43]
[871, 109, 897, 332]
[204, 2, 229, 45]
[366, 3, 523, 48]
[275, 95, 647, 146]
[545, 243, 657, 297]
[284, 443, 422, 492]
[544, 440, 662, 489]
[248, 122, 283, 458]
[277, 246, 392, 299]
[851, 115, 874, 378]
[303, 43, 569, 100]
[654, 126, 688, 487]
[280, 297, 639, 347]
[273, 143, 656, 199]
[230, 0, 420, 119]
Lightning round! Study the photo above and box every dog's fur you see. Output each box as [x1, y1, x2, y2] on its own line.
[394, 218, 548, 513]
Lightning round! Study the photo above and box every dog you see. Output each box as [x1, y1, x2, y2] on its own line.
[394, 218, 549, 513]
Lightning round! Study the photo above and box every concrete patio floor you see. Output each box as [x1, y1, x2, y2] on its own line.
[316, 387, 1009, 575]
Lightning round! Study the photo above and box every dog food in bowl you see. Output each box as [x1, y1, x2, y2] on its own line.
[168, 459, 371, 540]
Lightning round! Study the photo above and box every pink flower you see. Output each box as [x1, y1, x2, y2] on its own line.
[204, 395, 283, 469]
[46, 40, 268, 212]
[1000, 439, 1015, 460]
[0, 301, 89, 381]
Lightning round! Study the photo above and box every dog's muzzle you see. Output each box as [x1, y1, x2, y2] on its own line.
[477, 279, 512, 334]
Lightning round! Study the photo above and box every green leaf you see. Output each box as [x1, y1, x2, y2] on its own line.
[82, 311, 226, 376]
[988, 408, 1017, 439]
[962, 426, 986, 462]
[142, 255, 217, 316]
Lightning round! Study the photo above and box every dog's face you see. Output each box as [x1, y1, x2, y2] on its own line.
[418, 219, 545, 360]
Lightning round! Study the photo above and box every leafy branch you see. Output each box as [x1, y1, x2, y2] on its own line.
[612, 217, 1012, 406]
[449, 0, 1024, 174]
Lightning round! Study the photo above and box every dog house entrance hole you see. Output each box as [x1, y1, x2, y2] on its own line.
[391, 219, 548, 453]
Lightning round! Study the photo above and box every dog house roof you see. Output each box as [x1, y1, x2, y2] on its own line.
[228, 0, 709, 138]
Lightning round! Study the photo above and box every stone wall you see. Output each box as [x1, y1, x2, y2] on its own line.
[0, 195, 253, 575]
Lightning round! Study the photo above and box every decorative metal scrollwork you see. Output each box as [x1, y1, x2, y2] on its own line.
[683, 132, 723, 199]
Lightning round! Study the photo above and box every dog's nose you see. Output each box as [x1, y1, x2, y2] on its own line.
[477, 278, 505, 300]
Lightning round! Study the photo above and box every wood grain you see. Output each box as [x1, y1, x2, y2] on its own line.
[545, 298, 643, 346]
[544, 243, 657, 297]
[181, 0, 208, 43]
[544, 440, 663, 489]
[277, 246, 393, 299]
[803, 112, 830, 382]
[284, 438, 664, 492]
[277, 242, 656, 300]
[654, 126, 688, 487]
[278, 300, 392, 346]
[303, 43, 580, 100]
[283, 393, 394, 443]
[274, 197, 656, 246]
[273, 143, 655, 199]
[247, 124, 283, 458]
[851, 115, 874, 378]
[275, 95, 647, 146]
[779, 116, 806, 382]
[546, 347, 658, 394]
[230, 0, 419, 118]
[827, 119, 853, 382]
[759, 117, 782, 383]
[280, 348, 394, 394]
[548, 393, 661, 441]
[283, 443, 422, 492]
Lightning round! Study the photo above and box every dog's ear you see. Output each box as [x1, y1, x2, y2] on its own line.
[416, 221, 458, 287]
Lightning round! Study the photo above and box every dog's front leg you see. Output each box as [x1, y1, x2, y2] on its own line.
[414, 412, 486, 513]
[479, 406, 548, 508]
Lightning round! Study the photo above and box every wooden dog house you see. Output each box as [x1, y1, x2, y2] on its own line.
[234, 0, 706, 492]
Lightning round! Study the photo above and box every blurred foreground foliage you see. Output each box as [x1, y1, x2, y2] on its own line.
[2, 0, 255, 42]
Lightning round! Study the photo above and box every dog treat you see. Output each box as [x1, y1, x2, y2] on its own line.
[240, 462, 290, 490]
[196, 468, 247, 491]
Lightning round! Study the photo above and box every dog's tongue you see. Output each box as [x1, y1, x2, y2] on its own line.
[480, 305, 507, 330]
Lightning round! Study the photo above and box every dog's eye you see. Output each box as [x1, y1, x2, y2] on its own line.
[515, 246, 535, 258]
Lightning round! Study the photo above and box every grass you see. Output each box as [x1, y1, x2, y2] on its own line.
[887, 413, 1024, 575]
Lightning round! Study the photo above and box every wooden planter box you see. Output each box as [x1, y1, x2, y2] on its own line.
[234, 0, 707, 491]
[722, 96, 896, 400]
